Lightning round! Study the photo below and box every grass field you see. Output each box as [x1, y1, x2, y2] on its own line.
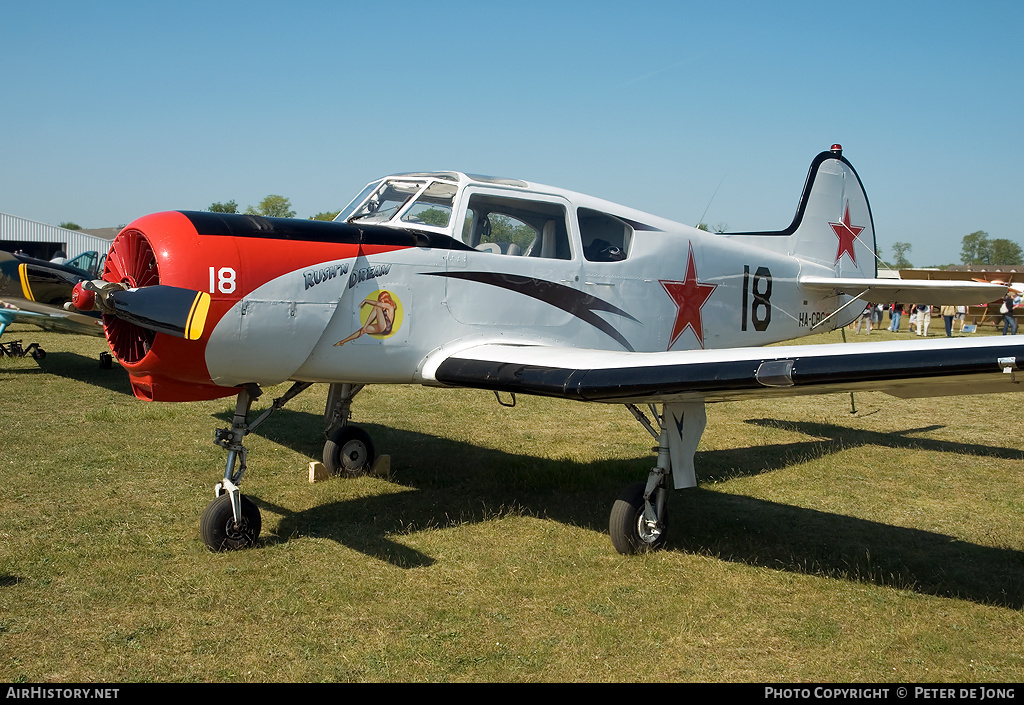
[1, 323, 1022, 682]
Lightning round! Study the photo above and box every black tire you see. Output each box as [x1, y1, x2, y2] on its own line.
[30, 348, 45, 361]
[200, 493, 261, 551]
[99, 352, 112, 369]
[609, 481, 668, 554]
[323, 425, 375, 476]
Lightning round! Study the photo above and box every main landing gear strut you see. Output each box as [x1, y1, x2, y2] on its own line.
[322, 383, 376, 476]
[197, 385, 705, 555]
[199, 381, 377, 551]
[608, 401, 706, 554]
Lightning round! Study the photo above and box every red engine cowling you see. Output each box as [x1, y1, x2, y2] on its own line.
[102, 212, 244, 402]
[99, 211, 383, 402]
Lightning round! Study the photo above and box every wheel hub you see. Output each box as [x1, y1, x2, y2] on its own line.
[224, 516, 252, 541]
[637, 512, 663, 544]
[341, 440, 367, 470]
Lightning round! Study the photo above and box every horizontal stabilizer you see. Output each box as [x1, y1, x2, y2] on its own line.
[800, 276, 1006, 305]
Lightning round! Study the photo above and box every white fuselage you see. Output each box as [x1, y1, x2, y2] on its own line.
[203, 170, 870, 389]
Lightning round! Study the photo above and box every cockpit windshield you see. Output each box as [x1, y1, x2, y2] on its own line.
[336, 180, 382, 222]
[345, 180, 424, 224]
[340, 177, 458, 230]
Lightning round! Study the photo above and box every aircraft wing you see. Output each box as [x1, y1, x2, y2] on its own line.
[0, 301, 104, 338]
[799, 276, 1005, 305]
[428, 336, 1024, 404]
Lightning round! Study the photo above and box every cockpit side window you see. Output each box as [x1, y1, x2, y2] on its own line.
[579, 208, 632, 262]
[461, 194, 571, 259]
[400, 182, 457, 228]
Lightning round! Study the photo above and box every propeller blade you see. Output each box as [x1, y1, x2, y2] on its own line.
[106, 285, 211, 340]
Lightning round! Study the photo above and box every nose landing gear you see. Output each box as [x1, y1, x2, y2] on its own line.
[198, 381, 378, 551]
[200, 382, 311, 551]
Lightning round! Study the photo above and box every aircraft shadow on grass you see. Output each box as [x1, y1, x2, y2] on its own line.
[744, 418, 1024, 466]
[229, 408, 1024, 608]
[0, 351, 131, 396]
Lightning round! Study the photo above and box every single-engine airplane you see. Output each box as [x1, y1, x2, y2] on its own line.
[69, 145, 1019, 554]
[0, 251, 104, 357]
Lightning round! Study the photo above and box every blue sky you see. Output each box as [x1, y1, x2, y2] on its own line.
[2, 1, 1021, 266]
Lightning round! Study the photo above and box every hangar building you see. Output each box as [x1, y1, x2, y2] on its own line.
[1, 211, 114, 262]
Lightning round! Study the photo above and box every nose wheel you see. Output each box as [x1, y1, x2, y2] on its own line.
[200, 493, 262, 551]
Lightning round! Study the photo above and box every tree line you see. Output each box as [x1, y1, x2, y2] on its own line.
[887, 230, 1023, 269]
[209, 195, 339, 221]
[57, 196, 339, 231]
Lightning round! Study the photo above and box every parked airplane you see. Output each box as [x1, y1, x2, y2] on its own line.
[0, 251, 104, 357]
[69, 146, 1016, 554]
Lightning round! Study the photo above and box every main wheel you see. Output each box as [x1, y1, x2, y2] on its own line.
[323, 425, 375, 476]
[200, 493, 261, 551]
[609, 481, 669, 554]
[30, 347, 45, 360]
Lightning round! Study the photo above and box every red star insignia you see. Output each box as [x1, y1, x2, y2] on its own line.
[660, 243, 717, 349]
[829, 202, 864, 265]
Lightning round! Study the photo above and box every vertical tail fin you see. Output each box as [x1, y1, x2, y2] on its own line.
[790, 145, 877, 277]
[727, 145, 878, 279]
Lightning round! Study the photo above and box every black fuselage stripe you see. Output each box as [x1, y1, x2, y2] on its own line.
[178, 211, 474, 251]
[425, 271, 637, 352]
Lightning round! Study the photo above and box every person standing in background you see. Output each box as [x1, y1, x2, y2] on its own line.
[1001, 293, 1017, 335]
[916, 303, 931, 337]
[889, 303, 903, 332]
[941, 304, 956, 337]
[855, 303, 873, 334]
